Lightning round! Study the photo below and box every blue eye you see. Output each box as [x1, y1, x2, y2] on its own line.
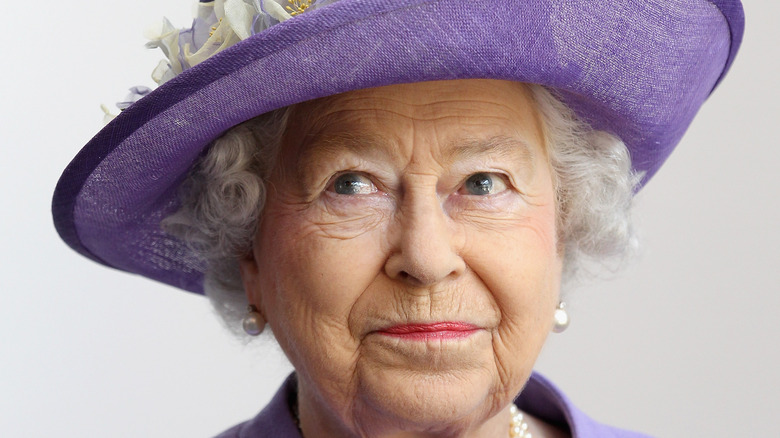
[462, 173, 507, 196]
[332, 173, 376, 195]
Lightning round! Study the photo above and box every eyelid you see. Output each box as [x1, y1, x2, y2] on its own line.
[326, 171, 379, 195]
[457, 172, 511, 195]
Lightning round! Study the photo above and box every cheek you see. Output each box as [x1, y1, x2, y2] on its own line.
[253, 198, 389, 372]
[468, 227, 560, 323]
[463, 195, 560, 296]
[461, 201, 561, 372]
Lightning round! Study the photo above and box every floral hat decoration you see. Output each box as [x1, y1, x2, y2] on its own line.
[53, 0, 745, 293]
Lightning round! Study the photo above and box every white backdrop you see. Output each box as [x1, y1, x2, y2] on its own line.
[2, 1, 778, 437]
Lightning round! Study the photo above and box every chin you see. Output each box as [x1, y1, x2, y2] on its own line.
[352, 364, 503, 432]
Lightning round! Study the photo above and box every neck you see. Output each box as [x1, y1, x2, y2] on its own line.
[295, 377, 515, 438]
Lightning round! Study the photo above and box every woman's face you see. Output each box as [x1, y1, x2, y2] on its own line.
[241, 79, 562, 437]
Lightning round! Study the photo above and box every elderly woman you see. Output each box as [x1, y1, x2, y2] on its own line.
[52, 0, 744, 437]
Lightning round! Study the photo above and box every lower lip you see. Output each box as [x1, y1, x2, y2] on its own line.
[377, 323, 480, 341]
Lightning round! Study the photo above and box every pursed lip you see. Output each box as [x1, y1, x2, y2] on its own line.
[375, 322, 480, 340]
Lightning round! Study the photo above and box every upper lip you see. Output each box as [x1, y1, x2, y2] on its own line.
[377, 322, 480, 334]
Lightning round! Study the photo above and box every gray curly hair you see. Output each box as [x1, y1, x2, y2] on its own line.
[163, 84, 640, 336]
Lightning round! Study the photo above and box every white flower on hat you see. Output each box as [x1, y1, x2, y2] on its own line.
[105, 0, 335, 118]
[144, 0, 334, 85]
[101, 86, 153, 124]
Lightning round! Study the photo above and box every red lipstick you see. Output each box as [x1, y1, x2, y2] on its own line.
[378, 322, 479, 340]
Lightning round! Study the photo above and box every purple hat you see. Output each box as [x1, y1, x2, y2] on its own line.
[52, 0, 745, 294]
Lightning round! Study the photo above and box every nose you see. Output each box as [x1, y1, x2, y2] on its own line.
[384, 186, 465, 287]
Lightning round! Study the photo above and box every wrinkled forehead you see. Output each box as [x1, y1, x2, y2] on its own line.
[281, 79, 546, 165]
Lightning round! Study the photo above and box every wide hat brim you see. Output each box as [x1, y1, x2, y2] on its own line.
[53, 0, 744, 293]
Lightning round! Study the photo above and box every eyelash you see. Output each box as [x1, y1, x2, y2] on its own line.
[325, 171, 512, 197]
[327, 172, 378, 196]
[456, 172, 510, 196]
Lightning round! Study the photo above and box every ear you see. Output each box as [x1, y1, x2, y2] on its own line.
[239, 248, 262, 306]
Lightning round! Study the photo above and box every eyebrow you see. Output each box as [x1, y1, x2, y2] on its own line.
[295, 132, 537, 179]
[295, 132, 393, 176]
[444, 136, 536, 167]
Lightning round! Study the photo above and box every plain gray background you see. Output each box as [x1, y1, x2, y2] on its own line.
[2, 1, 777, 436]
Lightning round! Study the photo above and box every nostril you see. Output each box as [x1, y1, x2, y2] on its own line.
[398, 270, 422, 286]
[395, 269, 438, 288]
[384, 215, 465, 286]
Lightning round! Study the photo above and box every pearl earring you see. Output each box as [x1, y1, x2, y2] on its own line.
[552, 301, 570, 333]
[242, 305, 266, 336]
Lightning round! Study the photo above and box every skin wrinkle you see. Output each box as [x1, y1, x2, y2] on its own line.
[171, 80, 632, 436]
[309, 209, 387, 241]
[297, 133, 393, 177]
[241, 80, 564, 438]
[349, 268, 385, 343]
[445, 136, 536, 181]
[464, 257, 517, 406]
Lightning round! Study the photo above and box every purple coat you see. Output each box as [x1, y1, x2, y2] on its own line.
[216, 373, 652, 437]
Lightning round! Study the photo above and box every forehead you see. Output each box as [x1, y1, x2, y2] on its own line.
[283, 79, 546, 164]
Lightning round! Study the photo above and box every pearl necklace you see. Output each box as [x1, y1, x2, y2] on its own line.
[509, 404, 532, 438]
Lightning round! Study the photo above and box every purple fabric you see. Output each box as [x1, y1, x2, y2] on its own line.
[707, 0, 745, 91]
[214, 372, 652, 437]
[52, 0, 744, 293]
